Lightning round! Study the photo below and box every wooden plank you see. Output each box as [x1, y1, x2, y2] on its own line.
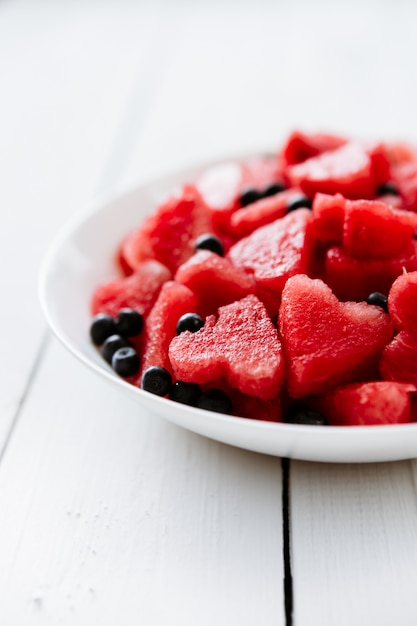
[0, 0, 169, 445]
[0, 338, 285, 625]
[290, 460, 417, 625]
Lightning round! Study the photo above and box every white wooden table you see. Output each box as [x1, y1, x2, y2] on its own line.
[3, 1, 417, 624]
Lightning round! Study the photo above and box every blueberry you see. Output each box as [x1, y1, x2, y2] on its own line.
[169, 381, 202, 406]
[376, 182, 400, 196]
[197, 388, 233, 414]
[176, 313, 204, 335]
[284, 404, 328, 426]
[101, 334, 130, 364]
[287, 193, 312, 212]
[141, 366, 172, 396]
[366, 292, 388, 313]
[195, 233, 224, 256]
[262, 182, 286, 197]
[90, 313, 116, 346]
[111, 346, 140, 377]
[239, 186, 261, 207]
[115, 308, 144, 337]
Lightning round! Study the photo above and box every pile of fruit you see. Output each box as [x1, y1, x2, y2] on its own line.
[89, 131, 417, 426]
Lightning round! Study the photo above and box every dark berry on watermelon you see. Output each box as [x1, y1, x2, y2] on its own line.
[262, 182, 286, 197]
[174, 250, 256, 317]
[279, 275, 394, 398]
[111, 347, 140, 378]
[169, 295, 286, 400]
[197, 388, 233, 415]
[319, 382, 417, 426]
[169, 381, 202, 406]
[90, 313, 116, 346]
[286, 193, 312, 212]
[195, 233, 224, 256]
[115, 309, 144, 337]
[376, 182, 400, 196]
[91, 260, 171, 319]
[240, 186, 262, 207]
[141, 366, 172, 396]
[227, 208, 314, 295]
[284, 404, 328, 426]
[366, 292, 388, 313]
[101, 335, 130, 365]
[176, 313, 205, 335]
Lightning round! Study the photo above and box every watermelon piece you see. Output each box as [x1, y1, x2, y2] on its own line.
[286, 142, 390, 200]
[281, 131, 347, 166]
[232, 390, 282, 422]
[134, 281, 198, 383]
[311, 192, 346, 244]
[91, 260, 170, 318]
[319, 381, 416, 426]
[120, 184, 215, 274]
[196, 155, 283, 234]
[169, 295, 285, 400]
[380, 332, 417, 387]
[343, 199, 417, 260]
[227, 208, 313, 295]
[279, 274, 394, 397]
[387, 271, 417, 336]
[229, 188, 303, 238]
[325, 242, 417, 302]
[391, 161, 417, 212]
[174, 249, 256, 317]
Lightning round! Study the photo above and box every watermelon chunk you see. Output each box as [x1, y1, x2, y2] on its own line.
[227, 208, 313, 295]
[169, 294, 285, 400]
[135, 281, 198, 383]
[281, 131, 347, 166]
[174, 249, 256, 317]
[319, 381, 417, 426]
[229, 188, 303, 238]
[386, 271, 417, 336]
[343, 199, 417, 260]
[311, 192, 346, 244]
[120, 184, 214, 274]
[286, 142, 390, 200]
[91, 260, 171, 318]
[279, 274, 394, 397]
[391, 161, 417, 212]
[325, 242, 417, 302]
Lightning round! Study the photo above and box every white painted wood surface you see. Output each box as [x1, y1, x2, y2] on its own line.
[2, 0, 417, 624]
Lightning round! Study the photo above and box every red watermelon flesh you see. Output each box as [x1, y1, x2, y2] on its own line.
[134, 281, 198, 384]
[174, 249, 256, 317]
[281, 131, 347, 166]
[91, 259, 171, 318]
[229, 188, 302, 238]
[324, 242, 417, 302]
[286, 142, 390, 200]
[318, 381, 416, 426]
[311, 193, 346, 244]
[380, 332, 417, 387]
[120, 184, 215, 274]
[343, 199, 417, 260]
[279, 274, 394, 397]
[227, 208, 313, 294]
[391, 161, 417, 212]
[169, 295, 285, 400]
[232, 390, 282, 422]
[387, 271, 417, 335]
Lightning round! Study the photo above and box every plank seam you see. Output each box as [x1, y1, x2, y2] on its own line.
[282, 457, 293, 626]
[0, 330, 51, 465]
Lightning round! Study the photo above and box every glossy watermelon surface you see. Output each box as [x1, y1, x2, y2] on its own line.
[90, 130, 417, 427]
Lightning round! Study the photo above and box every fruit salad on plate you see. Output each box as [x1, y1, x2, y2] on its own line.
[89, 131, 417, 427]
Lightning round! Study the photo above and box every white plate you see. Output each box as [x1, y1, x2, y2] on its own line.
[39, 158, 417, 464]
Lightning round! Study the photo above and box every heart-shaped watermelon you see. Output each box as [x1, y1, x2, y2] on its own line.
[168, 294, 285, 400]
[279, 274, 394, 397]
